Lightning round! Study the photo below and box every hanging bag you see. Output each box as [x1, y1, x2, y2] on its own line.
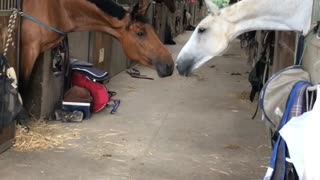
[0, 54, 22, 152]
[259, 66, 310, 131]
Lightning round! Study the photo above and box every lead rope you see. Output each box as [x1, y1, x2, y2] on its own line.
[3, 8, 17, 58]
[3, 8, 19, 88]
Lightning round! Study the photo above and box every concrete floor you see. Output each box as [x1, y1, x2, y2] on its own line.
[0, 32, 270, 180]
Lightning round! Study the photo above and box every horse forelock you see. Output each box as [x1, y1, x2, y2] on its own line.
[87, 0, 127, 20]
[132, 15, 149, 24]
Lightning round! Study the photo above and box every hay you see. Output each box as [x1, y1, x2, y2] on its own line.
[14, 120, 81, 152]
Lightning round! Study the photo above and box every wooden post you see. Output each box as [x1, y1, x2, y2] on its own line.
[0, 1, 21, 153]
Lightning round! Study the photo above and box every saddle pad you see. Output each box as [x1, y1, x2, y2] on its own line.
[71, 66, 109, 82]
[70, 57, 93, 67]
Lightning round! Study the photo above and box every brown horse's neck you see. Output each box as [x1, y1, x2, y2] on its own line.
[23, 0, 129, 40]
[62, 0, 130, 39]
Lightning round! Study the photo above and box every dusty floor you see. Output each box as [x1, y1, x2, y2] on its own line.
[0, 32, 270, 180]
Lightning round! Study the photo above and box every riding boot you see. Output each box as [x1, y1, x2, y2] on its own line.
[164, 20, 176, 45]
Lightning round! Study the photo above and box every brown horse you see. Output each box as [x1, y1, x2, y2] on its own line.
[20, 0, 174, 88]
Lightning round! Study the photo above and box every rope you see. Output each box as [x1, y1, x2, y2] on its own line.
[18, 12, 66, 36]
[3, 8, 18, 57]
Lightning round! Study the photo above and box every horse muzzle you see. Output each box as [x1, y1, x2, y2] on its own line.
[176, 58, 194, 77]
[155, 62, 174, 78]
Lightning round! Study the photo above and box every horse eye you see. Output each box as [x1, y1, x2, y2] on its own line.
[137, 31, 144, 37]
[198, 28, 207, 33]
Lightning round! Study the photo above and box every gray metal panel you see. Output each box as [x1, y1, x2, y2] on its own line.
[0, 0, 16, 10]
[109, 38, 128, 77]
[312, 0, 320, 24]
[302, 37, 320, 84]
[68, 32, 90, 62]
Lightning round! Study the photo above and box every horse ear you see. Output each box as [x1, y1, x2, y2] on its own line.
[204, 0, 220, 15]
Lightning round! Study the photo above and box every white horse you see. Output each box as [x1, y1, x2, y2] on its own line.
[176, 0, 314, 76]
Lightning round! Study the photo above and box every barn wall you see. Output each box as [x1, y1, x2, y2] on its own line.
[303, 0, 320, 84]
[68, 32, 91, 62]
[303, 37, 320, 84]
[0, 1, 21, 152]
[271, 31, 298, 74]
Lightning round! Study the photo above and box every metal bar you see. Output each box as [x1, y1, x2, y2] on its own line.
[307, 84, 320, 92]
[17, 0, 21, 10]
[0, 11, 14, 16]
[16, 0, 21, 80]
[0, 0, 19, 10]
[4, 0, 7, 10]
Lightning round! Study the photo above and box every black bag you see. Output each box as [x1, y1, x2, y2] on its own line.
[0, 54, 22, 132]
[248, 57, 268, 102]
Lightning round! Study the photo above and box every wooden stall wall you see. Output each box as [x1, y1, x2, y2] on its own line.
[68, 32, 91, 62]
[0, 0, 21, 153]
[153, 3, 167, 42]
[174, 0, 186, 35]
[271, 31, 298, 74]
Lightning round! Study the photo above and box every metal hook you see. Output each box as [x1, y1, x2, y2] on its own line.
[306, 84, 319, 111]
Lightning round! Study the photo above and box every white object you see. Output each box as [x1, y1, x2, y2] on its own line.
[6, 67, 17, 85]
[279, 85, 320, 180]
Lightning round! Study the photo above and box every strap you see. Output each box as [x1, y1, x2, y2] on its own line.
[0, 54, 9, 74]
[110, 99, 120, 114]
[0, 55, 9, 133]
[264, 136, 281, 179]
[108, 91, 117, 98]
[62, 36, 71, 93]
[251, 102, 259, 119]
[313, 85, 320, 110]
[19, 12, 66, 36]
[0, 77, 5, 134]
[280, 81, 311, 128]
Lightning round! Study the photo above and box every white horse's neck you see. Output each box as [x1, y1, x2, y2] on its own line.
[221, 0, 314, 39]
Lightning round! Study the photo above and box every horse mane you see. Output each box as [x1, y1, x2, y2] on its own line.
[87, 0, 127, 20]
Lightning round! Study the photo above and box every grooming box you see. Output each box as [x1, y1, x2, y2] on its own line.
[62, 101, 92, 119]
